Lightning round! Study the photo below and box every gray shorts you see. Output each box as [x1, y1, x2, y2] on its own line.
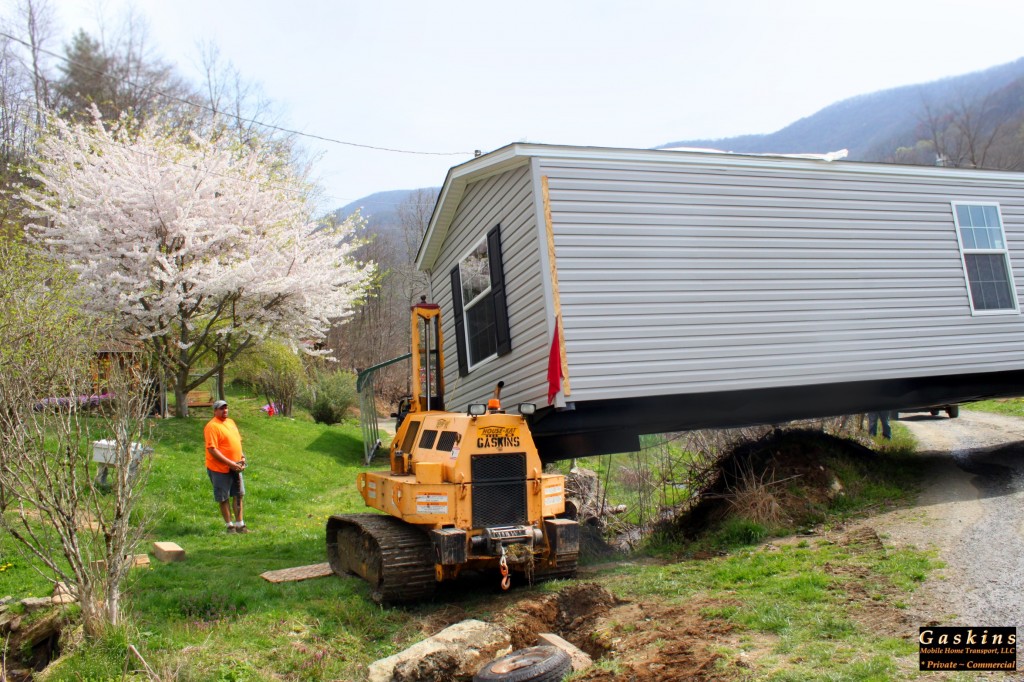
[207, 469, 244, 503]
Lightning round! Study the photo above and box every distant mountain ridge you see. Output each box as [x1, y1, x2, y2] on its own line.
[659, 57, 1024, 160]
[332, 189, 435, 230]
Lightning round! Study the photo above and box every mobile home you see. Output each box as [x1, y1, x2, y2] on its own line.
[416, 144, 1024, 460]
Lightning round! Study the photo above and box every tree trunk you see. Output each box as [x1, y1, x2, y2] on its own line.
[76, 583, 106, 639]
[173, 378, 189, 418]
[105, 583, 121, 627]
[174, 324, 191, 418]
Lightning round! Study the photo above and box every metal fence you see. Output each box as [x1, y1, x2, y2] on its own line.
[356, 353, 410, 465]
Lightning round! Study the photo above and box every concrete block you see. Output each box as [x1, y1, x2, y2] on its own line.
[132, 553, 151, 568]
[152, 541, 185, 563]
[538, 632, 593, 672]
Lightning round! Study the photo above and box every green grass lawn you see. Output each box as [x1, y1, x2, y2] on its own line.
[2, 391, 419, 681]
[1, 398, 940, 681]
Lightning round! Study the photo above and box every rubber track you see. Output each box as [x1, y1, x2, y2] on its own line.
[327, 513, 436, 604]
[534, 557, 578, 582]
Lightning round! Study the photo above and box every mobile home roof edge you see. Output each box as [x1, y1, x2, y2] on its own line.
[415, 142, 1024, 271]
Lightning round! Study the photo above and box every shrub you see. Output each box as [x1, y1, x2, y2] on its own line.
[302, 369, 357, 425]
[232, 342, 306, 416]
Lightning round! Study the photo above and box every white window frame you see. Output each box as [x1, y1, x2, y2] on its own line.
[458, 236, 499, 370]
[951, 201, 1019, 316]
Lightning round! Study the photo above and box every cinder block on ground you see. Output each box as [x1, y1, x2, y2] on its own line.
[538, 632, 593, 672]
[152, 541, 185, 563]
[132, 553, 151, 568]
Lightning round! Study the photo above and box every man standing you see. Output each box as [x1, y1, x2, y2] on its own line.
[868, 410, 892, 440]
[204, 400, 250, 533]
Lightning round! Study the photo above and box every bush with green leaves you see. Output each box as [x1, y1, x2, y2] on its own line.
[231, 341, 306, 417]
[301, 369, 357, 425]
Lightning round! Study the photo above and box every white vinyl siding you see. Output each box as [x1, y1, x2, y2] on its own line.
[536, 155, 1024, 402]
[430, 165, 550, 410]
[952, 202, 1019, 314]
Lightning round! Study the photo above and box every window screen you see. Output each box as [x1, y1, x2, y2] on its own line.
[952, 202, 1018, 313]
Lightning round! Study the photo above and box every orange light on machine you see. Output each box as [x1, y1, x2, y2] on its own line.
[487, 381, 505, 413]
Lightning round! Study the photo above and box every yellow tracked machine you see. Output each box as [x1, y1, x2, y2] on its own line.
[327, 299, 579, 604]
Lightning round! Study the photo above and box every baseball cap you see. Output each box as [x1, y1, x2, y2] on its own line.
[212, 400, 228, 410]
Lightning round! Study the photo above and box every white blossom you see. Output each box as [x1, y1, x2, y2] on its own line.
[22, 109, 374, 415]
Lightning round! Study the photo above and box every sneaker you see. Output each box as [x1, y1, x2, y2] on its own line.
[226, 525, 237, 534]
[235, 525, 250, 534]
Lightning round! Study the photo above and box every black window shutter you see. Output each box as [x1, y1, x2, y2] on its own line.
[487, 225, 512, 356]
[450, 266, 469, 376]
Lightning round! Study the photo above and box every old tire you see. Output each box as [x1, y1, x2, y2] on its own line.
[947, 405, 960, 418]
[473, 646, 572, 682]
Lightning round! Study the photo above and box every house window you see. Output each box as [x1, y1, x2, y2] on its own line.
[952, 203, 1018, 314]
[450, 225, 511, 375]
[461, 239, 498, 366]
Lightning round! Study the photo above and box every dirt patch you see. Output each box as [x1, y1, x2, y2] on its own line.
[574, 599, 734, 681]
[665, 429, 874, 538]
[497, 582, 621, 654]
[821, 526, 914, 635]
[488, 582, 735, 681]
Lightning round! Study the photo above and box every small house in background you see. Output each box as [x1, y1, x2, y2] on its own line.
[94, 340, 164, 417]
[416, 144, 1024, 461]
[93, 341, 137, 395]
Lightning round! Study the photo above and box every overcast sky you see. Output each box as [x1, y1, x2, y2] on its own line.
[28, 0, 1024, 211]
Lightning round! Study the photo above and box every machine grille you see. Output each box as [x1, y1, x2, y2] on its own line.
[471, 453, 527, 527]
[436, 431, 460, 451]
[418, 429, 438, 449]
[400, 421, 421, 453]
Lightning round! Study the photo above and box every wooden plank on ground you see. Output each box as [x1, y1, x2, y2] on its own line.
[260, 562, 333, 583]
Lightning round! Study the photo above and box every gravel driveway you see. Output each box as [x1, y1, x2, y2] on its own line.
[873, 409, 1024, 632]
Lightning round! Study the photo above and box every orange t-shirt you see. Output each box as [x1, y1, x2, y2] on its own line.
[204, 417, 242, 474]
